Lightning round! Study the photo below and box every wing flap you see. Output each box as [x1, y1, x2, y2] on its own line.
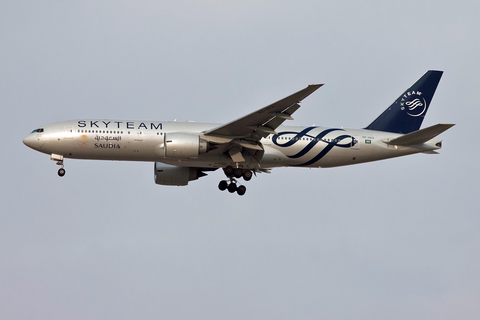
[262, 103, 301, 132]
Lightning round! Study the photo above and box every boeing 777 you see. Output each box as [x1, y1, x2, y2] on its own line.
[23, 70, 454, 195]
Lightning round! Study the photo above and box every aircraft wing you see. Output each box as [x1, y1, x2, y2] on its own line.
[203, 84, 323, 139]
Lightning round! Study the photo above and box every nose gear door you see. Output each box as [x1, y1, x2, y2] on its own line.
[65, 126, 74, 139]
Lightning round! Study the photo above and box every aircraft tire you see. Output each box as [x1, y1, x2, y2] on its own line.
[227, 183, 237, 193]
[242, 170, 252, 181]
[224, 166, 234, 177]
[237, 185, 246, 196]
[233, 168, 243, 178]
[218, 180, 228, 191]
[58, 168, 65, 177]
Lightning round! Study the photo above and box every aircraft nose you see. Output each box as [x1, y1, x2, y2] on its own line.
[23, 134, 39, 149]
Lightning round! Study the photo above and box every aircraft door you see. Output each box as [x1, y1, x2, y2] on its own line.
[134, 129, 144, 141]
[65, 126, 74, 139]
[351, 136, 359, 150]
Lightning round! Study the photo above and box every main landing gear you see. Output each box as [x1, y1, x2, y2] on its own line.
[218, 166, 252, 196]
[50, 154, 66, 177]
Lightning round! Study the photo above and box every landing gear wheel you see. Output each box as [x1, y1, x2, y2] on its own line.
[224, 166, 234, 177]
[233, 168, 243, 178]
[237, 185, 246, 196]
[58, 168, 66, 177]
[218, 180, 228, 191]
[227, 183, 237, 193]
[242, 170, 252, 181]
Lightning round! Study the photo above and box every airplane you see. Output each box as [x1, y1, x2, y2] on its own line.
[23, 70, 454, 196]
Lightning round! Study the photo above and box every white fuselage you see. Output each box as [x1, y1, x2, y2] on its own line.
[23, 119, 441, 170]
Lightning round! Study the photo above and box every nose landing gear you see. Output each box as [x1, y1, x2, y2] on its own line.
[218, 166, 252, 196]
[50, 154, 66, 177]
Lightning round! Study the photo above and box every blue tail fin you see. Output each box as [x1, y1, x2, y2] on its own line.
[365, 70, 443, 134]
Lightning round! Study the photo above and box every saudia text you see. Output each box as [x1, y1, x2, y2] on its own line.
[95, 143, 121, 149]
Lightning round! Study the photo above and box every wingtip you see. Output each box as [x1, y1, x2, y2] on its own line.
[438, 123, 456, 128]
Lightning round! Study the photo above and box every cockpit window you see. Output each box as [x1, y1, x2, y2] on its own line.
[31, 128, 44, 133]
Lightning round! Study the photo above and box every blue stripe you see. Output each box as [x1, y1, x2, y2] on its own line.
[272, 127, 354, 166]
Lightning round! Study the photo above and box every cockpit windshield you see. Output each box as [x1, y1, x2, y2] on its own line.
[31, 128, 44, 133]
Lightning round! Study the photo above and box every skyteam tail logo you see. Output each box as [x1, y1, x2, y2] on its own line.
[400, 91, 427, 117]
[273, 127, 355, 166]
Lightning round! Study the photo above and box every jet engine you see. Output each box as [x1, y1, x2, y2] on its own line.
[164, 132, 208, 159]
[154, 162, 206, 186]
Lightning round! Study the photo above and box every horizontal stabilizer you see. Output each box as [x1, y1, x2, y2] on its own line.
[384, 123, 455, 146]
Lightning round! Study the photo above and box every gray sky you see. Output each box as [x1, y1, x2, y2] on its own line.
[1, 1, 479, 319]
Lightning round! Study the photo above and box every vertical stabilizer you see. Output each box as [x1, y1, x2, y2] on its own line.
[365, 70, 443, 134]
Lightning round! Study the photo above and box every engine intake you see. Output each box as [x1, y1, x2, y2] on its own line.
[164, 132, 208, 159]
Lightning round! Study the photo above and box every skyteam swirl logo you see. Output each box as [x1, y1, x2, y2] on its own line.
[400, 91, 427, 117]
[272, 127, 355, 166]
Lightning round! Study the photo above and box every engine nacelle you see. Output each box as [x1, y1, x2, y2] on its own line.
[164, 132, 208, 159]
[154, 162, 203, 186]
